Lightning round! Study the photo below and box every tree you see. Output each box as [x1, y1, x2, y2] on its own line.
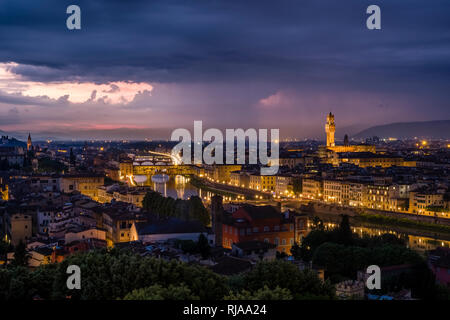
[0, 241, 12, 262]
[239, 260, 335, 299]
[143, 192, 210, 225]
[336, 214, 353, 245]
[311, 216, 324, 231]
[50, 249, 229, 300]
[298, 229, 329, 261]
[122, 284, 199, 300]
[224, 285, 292, 300]
[290, 242, 302, 260]
[12, 241, 29, 267]
[188, 196, 210, 226]
[312, 242, 423, 282]
[179, 240, 198, 254]
[197, 234, 211, 259]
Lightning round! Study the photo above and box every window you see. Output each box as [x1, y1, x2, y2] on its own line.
[274, 225, 280, 231]
[253, 227, 259, 233]
[263, 226, 269, 232]
[281, 239, 286, 245]
[264, 238, 269, 243]
[290, 238, 294, 245]
[274, 238, 279, 245]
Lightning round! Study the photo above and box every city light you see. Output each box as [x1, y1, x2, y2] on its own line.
[2, 1, 449, 304]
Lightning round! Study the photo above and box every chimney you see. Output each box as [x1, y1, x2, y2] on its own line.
[211, 195, 224, 247]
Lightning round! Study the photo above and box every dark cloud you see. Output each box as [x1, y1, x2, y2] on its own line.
[0, 0, 448, 84]
[0, 0, 449, 139]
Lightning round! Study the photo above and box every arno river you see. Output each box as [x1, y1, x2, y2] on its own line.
[152, 175, 450, 254]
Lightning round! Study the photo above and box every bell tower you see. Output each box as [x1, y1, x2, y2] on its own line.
[27, 133, 32, 151]
[325, 112, 335, 147]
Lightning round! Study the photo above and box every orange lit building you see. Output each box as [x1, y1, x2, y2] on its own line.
[221, 204, 307, 254]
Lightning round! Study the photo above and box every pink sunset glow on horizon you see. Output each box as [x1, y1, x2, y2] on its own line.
[0, 62, 153, 104]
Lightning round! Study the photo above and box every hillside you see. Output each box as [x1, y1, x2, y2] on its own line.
[354, 120, 450, 139]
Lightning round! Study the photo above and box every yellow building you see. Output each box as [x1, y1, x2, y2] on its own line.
[362, 184, 396, 211]
[325, 112, 336, 147]
[204, 165, 242, 183]
[249, 173, 276, 192]
[275, 175, 292, 195]
[61, 174, 105, 200]
[230, 171, 241, 187]
[409, 191, 446, 217]
[0, 176, 8, 201]
[324, 112, 376, 153]
[97, 185, 150, 207]
[339, 153, 406, 168]
[28, 247, 53, 268]
[119, 161, 134, 177]
[302, 178, 322, 199]
[10, 213, 32, 246]
[101, 211, 146, 246]
[323, 179, 345, 204]
[323, 179, 366, 206]
[0, 184, 8, 201]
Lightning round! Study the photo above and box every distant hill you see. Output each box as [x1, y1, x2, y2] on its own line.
[354, 120, 450, 139]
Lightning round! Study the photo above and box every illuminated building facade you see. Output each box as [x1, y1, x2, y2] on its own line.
[221, 204, 308, 254]
[324, 113, 376, 154]
[325, 112, 336, 147]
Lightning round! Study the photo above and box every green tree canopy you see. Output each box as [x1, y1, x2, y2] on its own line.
[224, 285, 293, 300]
[238, 260, 335, 300]
[12, 241, 29, 267]
[122, 283, 199, 300]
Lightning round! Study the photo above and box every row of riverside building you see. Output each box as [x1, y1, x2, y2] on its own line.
[302, 176, 449, 218]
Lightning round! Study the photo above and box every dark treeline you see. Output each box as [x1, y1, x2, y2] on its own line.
[142, 191, 210, 226]
[290, 215, 450, 299]
[0, 248, 334, 300]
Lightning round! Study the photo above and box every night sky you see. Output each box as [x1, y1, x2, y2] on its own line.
[0, 0, 449, 140]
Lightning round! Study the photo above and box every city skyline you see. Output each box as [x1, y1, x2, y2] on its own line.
[1, 0, 450, 140]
